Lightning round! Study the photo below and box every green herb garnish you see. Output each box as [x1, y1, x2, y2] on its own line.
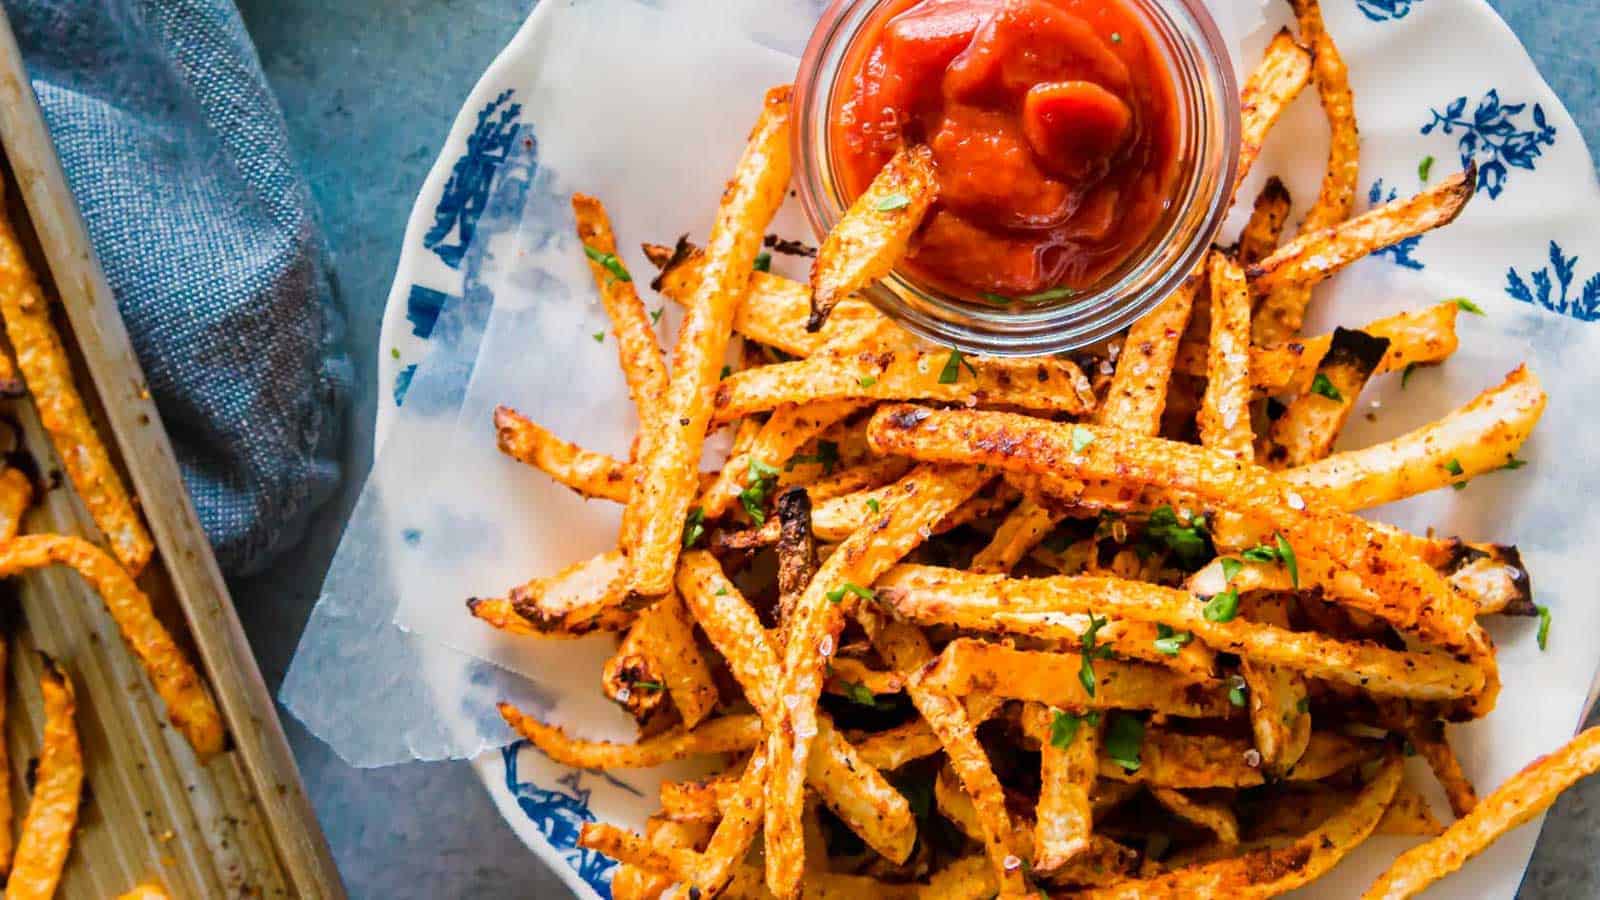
[866, 498, 881, 514]
[583, 245, 633, 283]
[1153, 624, 1192, 657]
[1226, 674, 1248, 708]
[876, 193, 912, 212]
[753, 251, 772, 273]
[1452, 297, 1486, 315]
[1204, 588, 1240, 623]
[1418, 155, 1435, 182]
[1103, 713, 1144, 771]
[1402, 362, 1419, 388]
[939, 348, 975, 384]
[826, 582, 875, 605]
[1537, 605, 1552, 650]
[843, 682, 880, 707]
[1310, 373, 1343, 401]
[1144, 506, 1212, 568]
[682, 507, 706, 549]
[592, 331, 605, 343]
[787, 440, 840, 475]
[1079, 614, 1113, 697]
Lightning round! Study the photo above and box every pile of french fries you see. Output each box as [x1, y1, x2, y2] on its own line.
[0, 178, 213, 898]
[482, 2, 1600, 897]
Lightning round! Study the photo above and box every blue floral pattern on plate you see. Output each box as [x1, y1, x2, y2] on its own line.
[501, 742, 618, 897]
[1506, 241, 1600, 321]
[425, 90, 524, 268]
[1356, 0, 1420, 22]
[1422, 90, 1556, 199]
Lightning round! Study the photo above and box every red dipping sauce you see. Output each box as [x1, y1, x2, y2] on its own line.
[830, 0, 1182, 301]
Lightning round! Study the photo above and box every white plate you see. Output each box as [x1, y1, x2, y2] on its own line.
[373, 1, 1600, 897]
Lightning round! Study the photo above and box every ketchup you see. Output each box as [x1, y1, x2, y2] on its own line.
[831, 0, 1181, 301]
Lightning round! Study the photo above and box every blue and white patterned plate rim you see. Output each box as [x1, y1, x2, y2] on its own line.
[373, 1, 1600, 898]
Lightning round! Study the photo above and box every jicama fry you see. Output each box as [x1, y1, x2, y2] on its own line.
[1286, 365, 1545, 510]
[602, 589, 718, 730]
[0, 535, 222, 756]
[809, 144, 938, 330]
[701, 400, 862, 518]
[1449, 546, 1535, 617]
[1247, 165, 1476, 296]
[1096, 269, 1201, 432]
[1253, 0, 1362, 343]
[600, 631, 675, 735]
[0, 637, 8, 873]
[572, 193, 668, 426]
[1238, 600, 1312, 775]
[1151, 787, 1240, 844]
[865, 406, 1497, 691]
[1265, 328, 1390, 468]
[0, 466, 30, 543]
[970, 495, 1060, 575]
[1198, 252, 1254, 460]
[660, 772, 738, 823]
[916, 639, 1234, 718]
[1022, 703, 1099, 873]
[506, 549, 635, 637]
[862, 606, 1027, 895]
[1236, 30, 1313, 189]
[695, 753, 768, 897]
[675, 551, 917, 864]
[876, 565, 1486, 701]
[1248, 780, 1443, 839]
[5, 660, 81, 900]
[1084, 754, 1401, 899]
[626, 85, 793, 600]
[498, 705, 762, 768]
[495, 405, 632, 502]
[1363, 727, 1600, 899]
[1406, 720, 1479, 818]
[1237, 177, 1292, 269]
[0, 194, 152, 575]
[764, 464, 987, 895]
[465, 596, 545, 637]
[1176, 302, 1460, 393]
[774, 487, 818, 632]
[711, 349, 1094, 423]
[1103, 728, 1374, 788]
[612, 818, 711, 900]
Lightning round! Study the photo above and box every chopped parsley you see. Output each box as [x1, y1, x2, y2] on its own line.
[1502, 456, 1528, 471]
[390, 347, 400, 359]
[826, 582, 875, 605]
[859, 375, 879, 388]
[866, 498, 881, 514]
[1103, 713, 1145, 771]
[1203, 588, 1240, 623]
[1402, 362, 1419, 388]
[1310, 373, 1343, 401]
[1019, 286, 1078, 304]
[1050, 709, 1099, 749]
[633, 681, 664, 692]
[842, 682, 880, 707]
[1071, 425, 1095, 454]
[1226, 674, 1248, 708]
[1451, 297, 1486, 315]
[714, 585, 729, 596]
[1276, 534, 1298, 588]
[650, 307, 664, 324]
[1078, 614, 1114, 697]
[1153, 624, 1192, 657]
[719, 365, 732, 380]
[1537, 604, 1552, 650]
[938, 348, 976, 384]
[787, 440, 840, 475]
[1418, 155, 1435, 182]
[1144, 506, 1212, 568]
[583, 245, 633, 283]
[682, 507, 706, 549]
[978, 291, 1012, 306]
[738, 458, 781, 524]
[1296, 696, 1311, 715]
[1220, 557, 1243, 584]
[875, 193, 912, 212]
[592, 331, 605, 343]
[753, 251, 772, 273]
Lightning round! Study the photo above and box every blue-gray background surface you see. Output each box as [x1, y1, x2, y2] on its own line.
[230, 0, 1600, 895]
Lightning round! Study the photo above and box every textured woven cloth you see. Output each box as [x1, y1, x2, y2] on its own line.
[9, 0, 350, 575]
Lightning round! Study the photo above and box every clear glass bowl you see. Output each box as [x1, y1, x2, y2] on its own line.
[793, 0, 1240, 355]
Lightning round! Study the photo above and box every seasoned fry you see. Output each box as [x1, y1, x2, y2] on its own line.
[573, 193, 669, 426]
[0, 196, 153, 575]
[1176, 302, 1460, 393]
[465, 596, 543, 637]
[1364, 727, 1600, 899]
[1083, 754, 1401, 899]
[675, 551, 917, 863]
[862, 607, 1027, 895]
[876, 565, 1485, 701]
[1022, 703, 1098, 873]
[1096, 269, 1200, 432]
[1198, 252, 1254, 460]
[1265, 328, 1390, 468]
[916, 638, 1233, 718]
[865, 406, 1497, 688]
[1242, 603, 1313, 777]
[626, 85, 793, 600]
[1253, 0, 1361, 342]
[764, 464, 987, 895]
[970, 496, 1060, 574]
[695, 753, 768, 897]
[599, 631, 674, 735]
[711, 349, 1094, 424]
[612, 819, 710, 900]
[774, 487, 818, 631]
[0, 637, 8, 873]
[1287, 365, 1545, 510]
[5, 660, 81, 900]
[809, 144, 938, 331]
[0, 466, 31, 543]
[602, 589, 718, 730]
[506, 549, 636, 637]
[701, 400, 863, 518]
[1247, 165, 1476, 296]
[1236, 30, 1313, 189]
[1151, 787, 1240, 844]
[1449, 546, 1535, 617]
[495, 406, 632, 502]
[1105, 728, 1374, 788]
[1237, 177, 1292, 268]
[0, 535, 222, 756]
[1406, 720, 1479, 819]
[498, 704, 762, 768]
[660, 773, 738, 823]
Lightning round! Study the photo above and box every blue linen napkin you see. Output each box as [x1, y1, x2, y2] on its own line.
[8, 0, 350, 575]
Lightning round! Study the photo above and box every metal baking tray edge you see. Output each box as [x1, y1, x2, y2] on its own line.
[0, 8, 343, 898]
